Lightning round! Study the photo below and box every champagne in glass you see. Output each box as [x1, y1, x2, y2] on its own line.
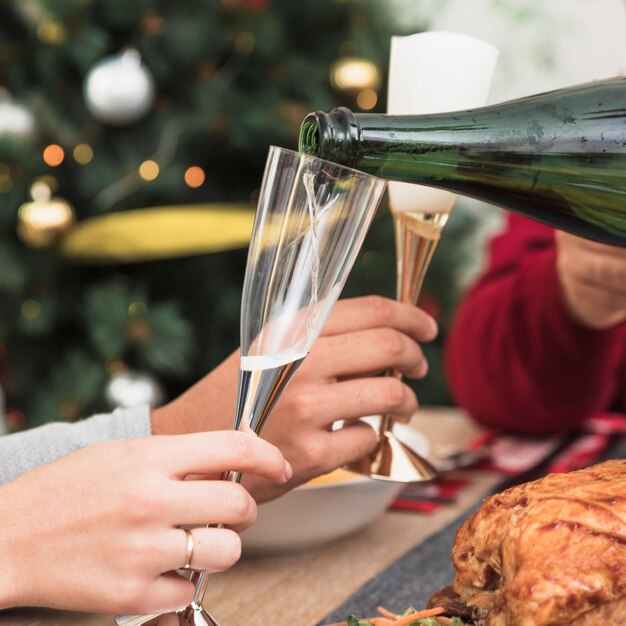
[346, 32, 499, 482]
[393, 199, 455, 305]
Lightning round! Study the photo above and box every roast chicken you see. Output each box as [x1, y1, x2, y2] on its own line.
[432, 460, 626, 625]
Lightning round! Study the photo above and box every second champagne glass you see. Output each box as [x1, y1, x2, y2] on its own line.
[347, 32, 499, 482]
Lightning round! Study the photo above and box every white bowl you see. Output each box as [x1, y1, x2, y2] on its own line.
[241, 471, 402, 556]
[241, 425, 429, 556]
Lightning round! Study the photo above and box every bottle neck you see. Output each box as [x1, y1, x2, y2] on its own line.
[299, 107, 362, 168]
[300, 106, 486, 185]
[299, 105, 499, 185]
[299, 78, 626, 184]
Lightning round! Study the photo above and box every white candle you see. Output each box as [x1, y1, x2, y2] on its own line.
[387, 31, 499, 213]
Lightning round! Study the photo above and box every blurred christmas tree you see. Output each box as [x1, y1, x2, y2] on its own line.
[0, 0, 487, 430]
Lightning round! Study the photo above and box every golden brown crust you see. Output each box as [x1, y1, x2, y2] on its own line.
[569, 596, 626, 625]
[450, 460, 626, 626]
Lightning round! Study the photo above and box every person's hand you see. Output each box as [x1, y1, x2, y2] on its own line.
[0, 431, 289, 614]
[556, 231, 626, 330]
[152, 296, 438, 502]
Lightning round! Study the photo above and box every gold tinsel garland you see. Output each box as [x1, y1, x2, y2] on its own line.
[19, 202, 256, 263]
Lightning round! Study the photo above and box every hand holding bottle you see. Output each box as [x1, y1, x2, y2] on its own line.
[557, 230, 626, 330]
[0, 431, 290, 614]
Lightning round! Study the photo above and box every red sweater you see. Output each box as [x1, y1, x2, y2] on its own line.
[445, 213, 626, 434]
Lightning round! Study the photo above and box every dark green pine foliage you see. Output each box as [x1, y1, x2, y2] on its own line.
[0, 0, 478, 428]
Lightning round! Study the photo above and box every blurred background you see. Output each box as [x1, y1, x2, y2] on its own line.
[0, 0, 625, 432]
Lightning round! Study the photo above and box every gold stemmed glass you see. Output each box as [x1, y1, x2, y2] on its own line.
[115, 146, 386, 626]
[346, 192, 454, 482]
[347, 31, 499, 483]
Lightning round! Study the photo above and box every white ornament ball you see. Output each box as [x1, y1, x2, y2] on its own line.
[0, 90, 36, 139]
[84, 50, 155, 125]
[105, 370, 164, 409]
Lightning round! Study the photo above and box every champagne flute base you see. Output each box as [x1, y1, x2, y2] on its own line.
[345, 416, 437, 483]
[116, 605, 220, 626]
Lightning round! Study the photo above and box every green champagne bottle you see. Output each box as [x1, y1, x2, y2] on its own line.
[298, 77, 626, 246]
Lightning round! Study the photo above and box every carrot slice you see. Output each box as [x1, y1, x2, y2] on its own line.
[377, 607, 400, 620]
[392, 607, 446, 625]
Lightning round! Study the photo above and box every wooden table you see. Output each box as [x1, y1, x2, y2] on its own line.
[0, 409, 504, 626]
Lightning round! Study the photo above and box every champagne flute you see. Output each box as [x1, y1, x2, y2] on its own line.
[347, 32, 499, 482]
[116, 146, 386, 626]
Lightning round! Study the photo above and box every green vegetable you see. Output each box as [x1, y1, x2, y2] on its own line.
[347, 616, 372, 626]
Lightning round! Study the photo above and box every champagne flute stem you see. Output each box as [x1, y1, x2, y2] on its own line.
[189, 470, 242, 607]
[189, 360, 305, 607]
[377, 210, 443, 443]
[378, 368, 403, 440]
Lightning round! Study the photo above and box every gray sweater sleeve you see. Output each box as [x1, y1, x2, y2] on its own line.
[0, 405, 152, 486]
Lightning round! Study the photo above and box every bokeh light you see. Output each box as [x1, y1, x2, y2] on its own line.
[73, 143, 94, 164]
[184, 166, 206, 188]
[139, 160, 159, 181]
[330, 57, 380, 91]
[21, 299, 41, 320]
[357, 88, 378, 110]
[128, 301, 147, 316]
[43, 144, 65, 167]
[37, 19, 68, 45]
